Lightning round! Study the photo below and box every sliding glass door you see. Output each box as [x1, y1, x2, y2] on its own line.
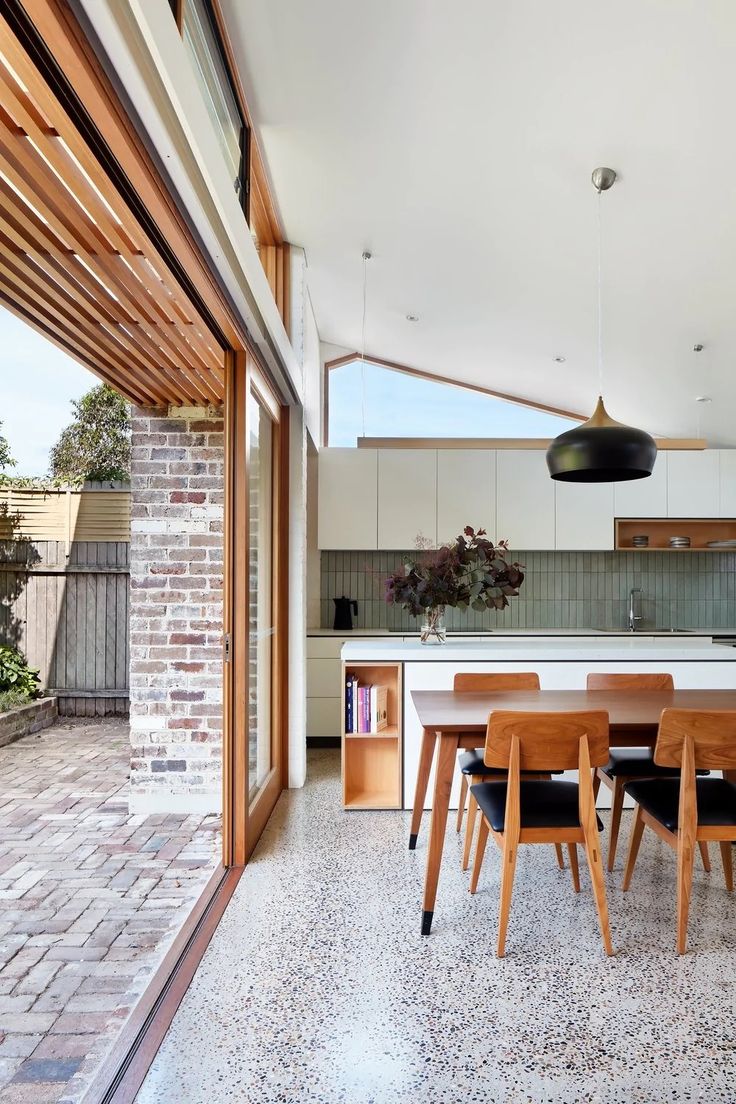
[247, 385, 277, 805]
[224, 351, 286, 865]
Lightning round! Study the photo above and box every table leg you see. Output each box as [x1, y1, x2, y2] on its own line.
[421, 732, 458, 935]
[409, 727, 437, 850]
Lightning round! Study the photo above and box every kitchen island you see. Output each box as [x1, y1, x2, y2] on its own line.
[340, 638, 736, 810]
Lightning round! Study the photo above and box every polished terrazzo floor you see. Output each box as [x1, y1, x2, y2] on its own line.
[135, 750, 736, 1104]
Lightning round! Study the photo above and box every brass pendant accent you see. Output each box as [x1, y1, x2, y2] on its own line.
[583, 396, 624, 429]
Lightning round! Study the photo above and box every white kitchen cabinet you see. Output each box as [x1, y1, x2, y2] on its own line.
[555, 482, 614, 550]
[306, 697, 342, 740]
[718, 450, 736, 517]
[496, 450, 555, 549]
[437, 450, 496, 544]
[377, 449, 437, 549]
[318, 448, 378, 549]
[614, 452, 668, 517]
[667, 451, 720, 518]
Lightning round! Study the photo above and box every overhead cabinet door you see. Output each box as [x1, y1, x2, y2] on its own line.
[437, 450, 496, 545]
[496, 450, 555, 550]
[318, 448, 378, 549]
[614, 452, 668, 517]
[555, 482, 614, 550]
[378, 449, 437, 549]
[718, 451, 736, 517]
[667, 451, 720, 518]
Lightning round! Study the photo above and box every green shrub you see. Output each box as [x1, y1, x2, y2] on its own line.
[0, 688, 28, 713]
[0, 646, 40, 701]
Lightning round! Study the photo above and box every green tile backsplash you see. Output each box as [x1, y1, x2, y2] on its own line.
[320, 550, 736, 632]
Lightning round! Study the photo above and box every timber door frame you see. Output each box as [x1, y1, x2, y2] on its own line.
[223, 349, 289, 866]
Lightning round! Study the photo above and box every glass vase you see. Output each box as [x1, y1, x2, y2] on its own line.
[420, 605, 447, 645]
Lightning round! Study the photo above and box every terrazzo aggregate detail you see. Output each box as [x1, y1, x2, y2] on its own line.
[135, 751, 736, 1104]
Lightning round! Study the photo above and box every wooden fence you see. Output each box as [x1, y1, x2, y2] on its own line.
[0, 488, 131, 716]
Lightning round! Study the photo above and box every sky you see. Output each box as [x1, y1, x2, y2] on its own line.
[328, 360, 580, 444]
[0, 308, 94, 477]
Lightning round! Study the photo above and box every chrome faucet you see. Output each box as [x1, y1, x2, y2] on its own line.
[628, 588, 643, 633]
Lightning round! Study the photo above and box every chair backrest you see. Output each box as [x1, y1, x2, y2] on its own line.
[586, 672, 674, 691]
[654, 709, 736, 771]
[484, 710, 610, 771]
[454, 671, 540, 692]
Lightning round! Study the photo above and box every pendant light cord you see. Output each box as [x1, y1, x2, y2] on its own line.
[596, 187, 604, 399]
[360, 251, 370, 438]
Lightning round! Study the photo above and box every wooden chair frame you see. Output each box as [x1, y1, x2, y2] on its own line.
[470, 710, 613, 958]
[452, 673, 565, 873]
[622, 708, 736, 954]
[587, 673, 711, 873]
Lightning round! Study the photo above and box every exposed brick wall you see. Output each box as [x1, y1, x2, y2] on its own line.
[128, 406, 224, 813]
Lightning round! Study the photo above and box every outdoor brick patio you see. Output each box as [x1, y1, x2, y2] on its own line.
[0, 717, 221, 1104]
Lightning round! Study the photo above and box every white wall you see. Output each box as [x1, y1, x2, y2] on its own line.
[306, 443, 321, 629]
[288, 407, 308, 788]
[303, 294, 322, 448]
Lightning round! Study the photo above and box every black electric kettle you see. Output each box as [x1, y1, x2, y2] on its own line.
[333, 596, 358, 631]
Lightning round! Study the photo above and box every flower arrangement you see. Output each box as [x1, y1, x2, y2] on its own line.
[384, 527, 525, 643]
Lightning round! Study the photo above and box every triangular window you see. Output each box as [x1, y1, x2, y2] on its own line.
[326, 358, 580, 445]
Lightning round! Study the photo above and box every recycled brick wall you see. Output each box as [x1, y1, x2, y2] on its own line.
[128, 405, 224, 813]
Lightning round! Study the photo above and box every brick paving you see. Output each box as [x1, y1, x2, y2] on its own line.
[0, 718, 221, 1104]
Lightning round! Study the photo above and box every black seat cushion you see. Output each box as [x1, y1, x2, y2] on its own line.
[624, 777, 736, 832]
[459, 749, 506, 777]
[470, 780, 604, 833]
[459, 749, 562, 778]
[602, 747, 709, 779]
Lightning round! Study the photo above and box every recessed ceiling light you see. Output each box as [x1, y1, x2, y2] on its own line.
[553, 355, 566, 363]
[695, 395, 712, 403]
[406, 314, 419, 322]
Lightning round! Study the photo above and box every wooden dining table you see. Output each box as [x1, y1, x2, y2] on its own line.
[409, 688, 736, 935]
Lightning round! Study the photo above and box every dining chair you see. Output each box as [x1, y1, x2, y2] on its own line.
[622, 708, 736, 954]
[453, 672, 566, 873]
[586, 672, 711, 873]
[469, 709, 613, 957]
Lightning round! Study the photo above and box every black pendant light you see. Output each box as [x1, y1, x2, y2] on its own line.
[546, 168, 656, 483]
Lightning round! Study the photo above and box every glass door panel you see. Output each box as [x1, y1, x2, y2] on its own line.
[247, 388, 276, 805]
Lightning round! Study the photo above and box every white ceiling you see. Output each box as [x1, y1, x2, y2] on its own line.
[222, 0, 736, 443]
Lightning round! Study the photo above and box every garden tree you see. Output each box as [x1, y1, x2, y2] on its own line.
[0, 420, 16, 480]
[49, 383, 131, 484]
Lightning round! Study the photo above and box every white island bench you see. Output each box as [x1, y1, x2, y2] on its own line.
[340, 637, 736, 810]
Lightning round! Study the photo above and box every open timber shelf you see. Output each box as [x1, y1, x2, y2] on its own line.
[342, 662, 402, 809]
[615, 518, 736, 552]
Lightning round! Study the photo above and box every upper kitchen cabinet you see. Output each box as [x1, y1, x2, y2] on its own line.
[318, 448, 378, 549]
[614, 451, 668, 517]
[437, 450, 496, 544]
[667, 450, 720, 518]
[718, 450, 736, 517]
[555, 482, 614, 550]
[377, 449, 437, 549]
[496, 450, 555, 549]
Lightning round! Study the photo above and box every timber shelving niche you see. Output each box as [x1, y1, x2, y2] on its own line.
[342, 662, 402, 809]
[616, 518, 736, 551]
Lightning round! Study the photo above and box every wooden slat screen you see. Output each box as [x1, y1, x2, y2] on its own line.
[0, 8, 227, 405]
[0, 487, 131, 543]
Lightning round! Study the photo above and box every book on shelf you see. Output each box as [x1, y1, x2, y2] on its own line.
[345, 676, 388, 734]
[345, 673, 358, 733]
[370, 685, 388, 732]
